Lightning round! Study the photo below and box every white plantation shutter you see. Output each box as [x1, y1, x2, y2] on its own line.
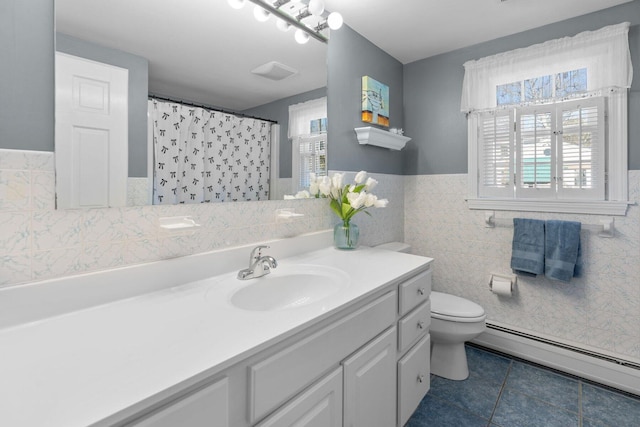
[292, 134, 327, 191]
[516, 106, 555, 199]
[557, 98, 605, 200]
[478, 110, 514, 198]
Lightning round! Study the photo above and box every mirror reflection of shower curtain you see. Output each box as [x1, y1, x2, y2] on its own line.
[149, 99, 271, 204]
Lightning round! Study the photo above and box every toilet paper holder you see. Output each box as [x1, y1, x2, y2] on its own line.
[488, 273, 516, 292]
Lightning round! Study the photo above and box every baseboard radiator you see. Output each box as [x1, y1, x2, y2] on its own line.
[471, 321, 640, 396]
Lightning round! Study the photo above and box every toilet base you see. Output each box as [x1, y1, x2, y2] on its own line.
[430, 341, 469, 381]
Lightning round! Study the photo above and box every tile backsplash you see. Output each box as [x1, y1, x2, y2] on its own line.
[405, 171, 640, 363]
[0, 150, 404, 287]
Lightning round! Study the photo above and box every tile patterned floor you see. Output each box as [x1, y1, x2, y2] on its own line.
[407, 345, 640, 427]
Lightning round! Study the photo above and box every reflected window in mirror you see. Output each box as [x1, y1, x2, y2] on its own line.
[289, 97, 328, 192]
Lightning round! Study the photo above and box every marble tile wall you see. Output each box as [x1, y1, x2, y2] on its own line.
[0, 151, 405, 288]
[405, 171, 640, 362]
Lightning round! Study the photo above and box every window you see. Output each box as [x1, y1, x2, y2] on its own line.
[462, 23, 633, 215]
[478, 98, 604, 201]
[288, 97, 328, 191]
[292, 134, 327, 190]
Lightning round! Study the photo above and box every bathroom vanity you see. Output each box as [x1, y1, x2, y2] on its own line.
[0, 231, 432, 427]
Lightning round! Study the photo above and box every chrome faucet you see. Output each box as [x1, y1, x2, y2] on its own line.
[237, 245, 278, 280]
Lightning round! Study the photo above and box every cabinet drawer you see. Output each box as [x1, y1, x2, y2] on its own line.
[249, 291, 397, 423]
[256, 368, 343, 427]
[398, 300, 430, 353]
[398, 269, 431, 316]
[397, 335, 430, 427]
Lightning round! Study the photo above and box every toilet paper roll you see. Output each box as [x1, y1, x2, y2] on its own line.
[491, 277, 513, 297]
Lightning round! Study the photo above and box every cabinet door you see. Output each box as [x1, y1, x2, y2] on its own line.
[130, 377, 228, 427]
[249, 291, 396, 422]
[397, 336, 430, 427]
[343, 327, 397, 427]
[256, 367, 342, 427]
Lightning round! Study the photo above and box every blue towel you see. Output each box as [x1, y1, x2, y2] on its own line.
[511, 218, 545, 276]
[545, 220, 581, 282]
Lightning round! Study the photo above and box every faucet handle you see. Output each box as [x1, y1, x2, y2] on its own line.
[250, 245, 269, 263]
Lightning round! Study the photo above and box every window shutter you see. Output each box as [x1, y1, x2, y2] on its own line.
[516, 106, 556, 199]
[557, 98, 605, 200]
[478, 110, 514, 198]
[292, 134, 327, 191]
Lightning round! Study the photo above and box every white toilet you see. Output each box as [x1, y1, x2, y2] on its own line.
[429, 291, 486, 380]
[375, 242, 487, 381]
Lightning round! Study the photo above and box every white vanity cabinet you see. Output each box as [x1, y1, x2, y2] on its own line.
[128, 377, 229, 427]
[396, 268, 432, 427]
[343, 326, 398, 427]
[256, 367, 344, 427]
[248, 291, 397, 423]
[116, 264, 432, 427]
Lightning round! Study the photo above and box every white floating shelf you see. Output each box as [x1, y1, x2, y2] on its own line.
[354, 126, 411, 150]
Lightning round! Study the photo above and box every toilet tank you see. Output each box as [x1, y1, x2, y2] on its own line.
[375, 242, 411, 253]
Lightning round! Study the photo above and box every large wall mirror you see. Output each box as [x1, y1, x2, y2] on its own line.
[55, 0, 328, 208]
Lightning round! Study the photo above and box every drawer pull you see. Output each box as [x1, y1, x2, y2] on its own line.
[417, 321, 425, 330]
[417, 374, 425, 383]
[417, 288, 426, 296]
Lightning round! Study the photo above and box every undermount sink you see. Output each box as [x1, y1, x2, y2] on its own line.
[228, 264, 349, 311]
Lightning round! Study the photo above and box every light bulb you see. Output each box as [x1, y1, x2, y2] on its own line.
[327, 12, 343, 30]
[253, 5, 270, 22]
[308, 0, 325, 16]
[294, 29, 310, 44]
[227, 0, 246, 9]
[276, 18, 292, 32]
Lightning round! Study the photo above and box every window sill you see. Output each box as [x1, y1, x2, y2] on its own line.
[466, 198, 631, 216]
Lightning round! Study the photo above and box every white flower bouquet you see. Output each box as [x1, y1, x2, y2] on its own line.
[289, 171, 388, 222]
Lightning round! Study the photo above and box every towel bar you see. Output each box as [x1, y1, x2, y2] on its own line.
[484, 211, 615, 238]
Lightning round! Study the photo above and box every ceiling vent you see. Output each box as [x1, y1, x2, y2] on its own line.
[251, 61, 298, 81]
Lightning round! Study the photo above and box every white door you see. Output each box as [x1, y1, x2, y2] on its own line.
[55, 52, 128, 209]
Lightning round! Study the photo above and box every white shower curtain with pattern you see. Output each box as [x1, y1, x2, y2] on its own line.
[150, 99, 271, 204]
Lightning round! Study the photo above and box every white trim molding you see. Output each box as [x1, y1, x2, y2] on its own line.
[473, 323, 640, 396]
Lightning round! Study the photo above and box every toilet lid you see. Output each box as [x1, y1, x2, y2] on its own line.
[431, 291, 485, 319]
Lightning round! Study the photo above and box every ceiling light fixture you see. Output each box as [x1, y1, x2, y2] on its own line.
[253, 5, 271, 22]
[232, 0, 342, 44]
[326, 11, 343, 30]
[307, 0, 324, 16]
[276, 18, 292, 32]
[294, 29, 310, 44]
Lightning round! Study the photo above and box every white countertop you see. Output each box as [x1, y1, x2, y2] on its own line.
[0, 246, 431, 427]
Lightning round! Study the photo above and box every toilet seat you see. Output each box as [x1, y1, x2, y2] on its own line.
[430, 291, 486, 323]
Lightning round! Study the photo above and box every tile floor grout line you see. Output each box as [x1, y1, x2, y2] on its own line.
[578, 380, 583, 427]
[487, 359, 513, 425]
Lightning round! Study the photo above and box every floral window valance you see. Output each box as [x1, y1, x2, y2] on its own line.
[460, 22, 633, 113]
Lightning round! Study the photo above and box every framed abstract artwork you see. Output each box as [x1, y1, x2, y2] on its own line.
[361, 76, 389, 127]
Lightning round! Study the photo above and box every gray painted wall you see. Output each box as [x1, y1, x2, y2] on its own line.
[56, 33, 149, 177]
[242, 87, 326, 179]
[403, 1, 640, 174]
[327, 25, 405, 175]
[0, 0, 54, 152]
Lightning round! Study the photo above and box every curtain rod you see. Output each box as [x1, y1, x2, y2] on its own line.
[148, 94, 278, 124]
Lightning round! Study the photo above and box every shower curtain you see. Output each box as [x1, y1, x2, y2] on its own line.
[150, 99, 271, 204]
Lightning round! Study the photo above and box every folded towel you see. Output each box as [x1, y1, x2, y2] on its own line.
[545, 220, 581, 282]
[511, 218, 545, 276]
